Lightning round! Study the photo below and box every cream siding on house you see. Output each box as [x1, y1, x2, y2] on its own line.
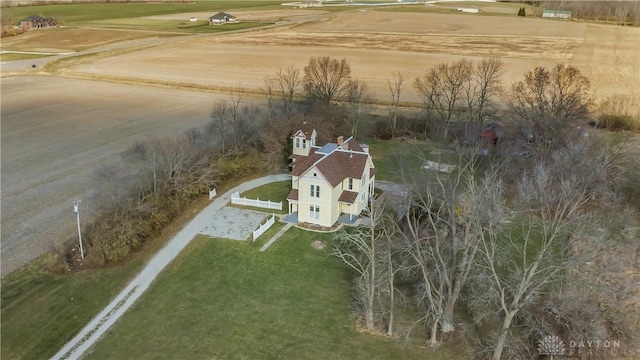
[297, 168, 336, 227]
[288, 128, 376, 227]
[328, 183, 343, 225]
[291, 129, 317, 157]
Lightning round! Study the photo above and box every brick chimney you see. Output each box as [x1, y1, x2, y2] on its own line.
[338, 136, 348, 150]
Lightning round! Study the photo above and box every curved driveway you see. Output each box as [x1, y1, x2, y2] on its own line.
[51, 174, 290, 360]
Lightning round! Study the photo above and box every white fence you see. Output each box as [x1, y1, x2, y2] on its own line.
[253, 215, 276, 241]
[230, 191, 283, 210]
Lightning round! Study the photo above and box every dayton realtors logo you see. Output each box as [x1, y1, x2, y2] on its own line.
[537, 335, 566, 356]
[538, 334, 637, 358]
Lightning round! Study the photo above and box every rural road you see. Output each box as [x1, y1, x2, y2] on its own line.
[51, 174, 290, 360]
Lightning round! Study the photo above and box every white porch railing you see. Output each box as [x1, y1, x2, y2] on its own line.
[253, 214, 276, 241]
[230, 191, 282, 210]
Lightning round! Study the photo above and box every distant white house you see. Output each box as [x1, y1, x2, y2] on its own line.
[189, 17, 197, 22]
[209, 12, 237, 25]
[457, 7, 480, 13]
[542, 9, 572, 19]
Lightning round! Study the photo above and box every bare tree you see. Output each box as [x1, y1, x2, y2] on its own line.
[344, 79, 373, 138]
[333, 207, 384, 332]
[262, 75, 277, 121]
[509, 64, 591, 152]
[471, 161, 591, 360]
[303, 56, 352, 104]
[399, 155, 506, 345]
[238, 104, 263, 148]
[414, 72, 440, 137]
[124, 140, 158, 198]
[468, 58, 503, 125]
[209, 100, 230, 153]
[275, 65, 301, 120]
[93, 162, 131, 210]
[388, 71, 407, 138]
[380, 216, 400, 337]
[414, 60, 472, 140]
[227, 84, 248, 150]
[151, 136, 201, 194]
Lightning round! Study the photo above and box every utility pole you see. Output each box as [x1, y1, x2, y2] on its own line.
[73, 200, 84, 260]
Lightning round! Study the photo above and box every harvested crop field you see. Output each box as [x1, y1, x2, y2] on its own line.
[69, 10, 640, 102]
[0, 76, 241, 276]
[0, 27, 170, 53]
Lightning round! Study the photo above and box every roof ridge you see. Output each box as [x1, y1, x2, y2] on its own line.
[298, 142, 341, 179]
[335, 148, 367, 155]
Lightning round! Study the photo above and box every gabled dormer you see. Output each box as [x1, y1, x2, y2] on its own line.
[291, 124, 317, 157]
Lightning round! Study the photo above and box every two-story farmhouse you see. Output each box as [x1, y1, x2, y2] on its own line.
[287, 125, 376, 227]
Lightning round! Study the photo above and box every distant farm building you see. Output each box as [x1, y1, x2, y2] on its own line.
[542, 9, 572, 19]
[20, 15, 57, 31]
[457, 7, 480, 14]
[209, 12, 237, 25]
[299, 0, 322, 7]
[189, 17, 197, 22]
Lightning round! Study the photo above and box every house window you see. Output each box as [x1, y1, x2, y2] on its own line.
[310, 184, 320, 197]
[348, 178, 353, 190]
[309, 205, 320, 220]
[296, 138, 300, 148]
[302, 139, 307, 149]
[362, 173, 367, 187]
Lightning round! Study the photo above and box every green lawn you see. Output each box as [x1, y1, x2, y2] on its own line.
[235, 180, 291, 214]
[84, 229, 463, 359]
[367, 139, 435, 183]
[241, 180, 290, 203]
[0, 257, 146, 360]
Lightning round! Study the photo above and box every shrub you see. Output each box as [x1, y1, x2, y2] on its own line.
[86, 209, 147, 265]
[593, 114, 640, 131]
[371, 119, 391, 140]
[594, 94, 640, 132]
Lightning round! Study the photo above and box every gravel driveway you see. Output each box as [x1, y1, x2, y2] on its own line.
[200, 206, 267, 241]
